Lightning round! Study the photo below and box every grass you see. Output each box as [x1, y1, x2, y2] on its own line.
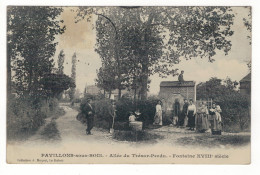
[177, 134, 250, 148]
[39, 108, 65, 141]
[113, 130, 164, 143]
[40, 120, 61, 141]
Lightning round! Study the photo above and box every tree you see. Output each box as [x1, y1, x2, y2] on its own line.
[7, 6, 66, 97]
[40, 73, 75, 98]
[57, 50, 65, 74]
[196, 77, 238, 100]
[76, 7, 235, 99]
[197, 77, 249, 131]
[69, 52, 77, 101]
[96, 63, 117, 99]
[243, 7, 251, 71]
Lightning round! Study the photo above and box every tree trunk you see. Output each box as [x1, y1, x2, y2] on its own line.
[7, 55, 11, 100]
[109, 90, 112, 99]
[140, 63, 149, 100]
[118, 89, 121, 100]
[139, 14, 154, 100]
[134, 88, 137, 102]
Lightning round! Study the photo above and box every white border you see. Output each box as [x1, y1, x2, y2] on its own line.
[1, 0, 260, 175]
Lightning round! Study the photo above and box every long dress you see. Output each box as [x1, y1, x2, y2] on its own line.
[210, 107, 222, 135]
[196, 106, 209, 132]
[154, 104, 163, 126]
[187, 104, 196, 128]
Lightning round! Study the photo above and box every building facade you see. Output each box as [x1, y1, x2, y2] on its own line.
[159, 81, 196, 118]
[239, 73, 251, 96]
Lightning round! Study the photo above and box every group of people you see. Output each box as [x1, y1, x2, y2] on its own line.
[80, 97, 222, 135]
[153, 99, 223, 135]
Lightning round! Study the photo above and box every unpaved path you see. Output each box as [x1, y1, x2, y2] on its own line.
[55, 105, 114, 145]
[8, 104, 250, 149]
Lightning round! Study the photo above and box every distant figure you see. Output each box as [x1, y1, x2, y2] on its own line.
[80, 98, 95, 135]
[180, 99, 189, 127]
[196, 102, 209, 133]
[129, 112, 136, 122]
[178, 70, 185, 83]
[108, 100, 116, 132]
[210, 104, 222, 135]
[187, 99, 196, 131]
[153, 100, 163, 126]
[173, 99, 180, 126]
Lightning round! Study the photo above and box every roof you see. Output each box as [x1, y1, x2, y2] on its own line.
[240, 73, 251, 83]
[160, 81, 195, 87]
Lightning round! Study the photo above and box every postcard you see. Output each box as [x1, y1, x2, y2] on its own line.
[6, 6, 251, 164]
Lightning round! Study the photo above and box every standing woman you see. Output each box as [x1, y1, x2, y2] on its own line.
[211, 105, 222, 135]
[187, 99, 196, 131]
[196, 102, 209, 133]
[153, 100, 163, 126]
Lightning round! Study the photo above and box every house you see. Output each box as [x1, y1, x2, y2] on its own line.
[239, 73, 251, 96]
[86, 85, 102, 95]
[85, 85, 130, 100]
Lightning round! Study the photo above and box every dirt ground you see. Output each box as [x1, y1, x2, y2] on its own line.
[9, 104, 250, 149]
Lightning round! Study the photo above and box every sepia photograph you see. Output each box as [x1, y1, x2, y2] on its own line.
[6, 6, 251, 164]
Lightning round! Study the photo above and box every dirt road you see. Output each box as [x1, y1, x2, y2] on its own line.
[6, 105, 251, 164]
[8, 105, 250, 149]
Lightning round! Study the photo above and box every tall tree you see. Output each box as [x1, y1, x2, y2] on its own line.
[7, 6, 66, 97]
[76, 7, 235, 99]
[69, 52, 77, 101]
[57, 50, 65, 74]
[196, 77, 238, 100]
[243, 7, 252, 71]
[96, 62, 117, 98]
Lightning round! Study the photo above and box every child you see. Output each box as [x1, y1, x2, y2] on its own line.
[129, 112, 136, 122]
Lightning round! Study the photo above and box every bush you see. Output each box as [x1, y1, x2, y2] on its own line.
[77, 96, 160, 130]
[115, 96, 159, 126]
[216, 92, 250, 132]
[7, 95, 62, 140]
[77, 98, 112, 130]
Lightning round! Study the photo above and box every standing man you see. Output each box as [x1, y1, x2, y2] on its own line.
[178, 70, 185, 83]
[180, 99, 189, 127]
[80, 98, 95, 135]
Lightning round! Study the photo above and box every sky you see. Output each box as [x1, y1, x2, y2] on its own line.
[54, 7, 251, 95]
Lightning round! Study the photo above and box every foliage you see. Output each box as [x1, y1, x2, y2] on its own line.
[96, 64, 117, 97]
[7, 6, 65, 97]
[197, 77, 250, 131]
[7, 96, 61, 139]
[114, 96, 159, 126]
[40, 73, 75, 98]
[217, 93, 250, 131]
[40, 120, 61, 141]
[69, 52, 77, 101]
[196, 77, 238, 100]
[7, 6, 67, 140]
[242, 7, 251, 71]
[243, 7, 252, 45]
[57, 50, 65, 74]
[76, 7, 235, 99]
